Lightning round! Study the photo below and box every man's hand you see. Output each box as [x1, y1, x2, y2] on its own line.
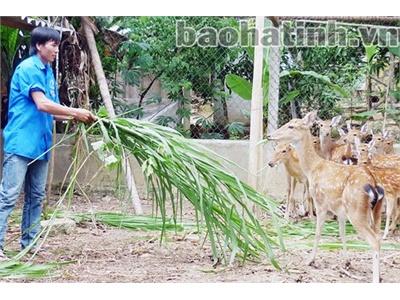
[73, 108, 97, 124]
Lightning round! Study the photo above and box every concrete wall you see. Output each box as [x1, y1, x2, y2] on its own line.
[6, 135, 400, 202]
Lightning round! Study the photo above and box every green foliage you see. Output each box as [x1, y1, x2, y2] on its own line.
[279, 43, 365, 122]
[226, 122, 246, 139]
[0, 25, 25, 78]
[0, 260, 57, 279]
[84, 116, 284, 266]
[105, 17, 243, 132]
[74, 212, 190, 231]
[225, 74, 252, 100]
[280, 70, 350, 98]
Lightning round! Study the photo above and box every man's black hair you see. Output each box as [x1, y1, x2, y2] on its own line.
[29, 27, 60, 56]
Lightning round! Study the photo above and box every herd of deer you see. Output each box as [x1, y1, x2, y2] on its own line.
[267, 111, 400, 283]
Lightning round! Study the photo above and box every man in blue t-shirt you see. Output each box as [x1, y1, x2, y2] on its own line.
[0, 27, 96, 260]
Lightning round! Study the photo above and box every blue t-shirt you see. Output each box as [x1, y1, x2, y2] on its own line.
[3, 54, 60, 161]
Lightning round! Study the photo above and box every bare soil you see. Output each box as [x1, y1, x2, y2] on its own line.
[2, 192, 400, 283]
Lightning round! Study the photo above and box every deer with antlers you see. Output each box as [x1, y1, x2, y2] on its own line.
[268, 142, 314, 219]
[268, 111, 384, 283]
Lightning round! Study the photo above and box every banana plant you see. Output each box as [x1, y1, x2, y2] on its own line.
[0, 25, 22, 78]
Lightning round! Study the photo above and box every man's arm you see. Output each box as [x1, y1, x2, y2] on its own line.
[31, 91, 96, 123]
[54, 115, 73, 121]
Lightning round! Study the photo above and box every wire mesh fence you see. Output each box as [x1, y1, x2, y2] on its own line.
[113, 16, 399, 142]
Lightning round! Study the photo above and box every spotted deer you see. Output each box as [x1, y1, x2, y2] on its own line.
[268, 142, 314, 219]
[316, 115, 342, 160]
[331, 122, 369, 165]
[317, 117, 367, 164]
[268, 111, 384, 283]
[312, 137, 323, 157]
[355, 140, 400, 238]
[370, 130, 395, 155]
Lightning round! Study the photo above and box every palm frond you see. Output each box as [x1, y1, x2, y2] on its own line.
[80, 114, 284, 267]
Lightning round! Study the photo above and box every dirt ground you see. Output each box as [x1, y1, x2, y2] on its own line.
[2, 192, 400, 283]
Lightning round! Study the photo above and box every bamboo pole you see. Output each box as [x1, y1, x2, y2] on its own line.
[248, 16, 265, 194]
[81, 16, 143, 215]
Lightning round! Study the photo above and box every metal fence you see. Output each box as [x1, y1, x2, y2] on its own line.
[113, 17, 400, 141]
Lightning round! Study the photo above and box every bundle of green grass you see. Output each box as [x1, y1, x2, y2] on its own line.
[79, 108, 283, 267]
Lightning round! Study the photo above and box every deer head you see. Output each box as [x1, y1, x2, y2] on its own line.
[316, 115, 342, 138]
[370, 129, 394, 154]
[337, 122, 368, 144]
[354, 138, 376, 166]
[312, 137, 321, 151]
[268, 111, 318, 143]
[268, 142, 294, 167]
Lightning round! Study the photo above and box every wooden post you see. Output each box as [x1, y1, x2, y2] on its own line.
[81, 16, 143, 214]
[248, 16, 265, 193]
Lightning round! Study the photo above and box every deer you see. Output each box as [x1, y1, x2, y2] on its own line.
[268, 142, 314, 220]
[267, 111, 385, 283]
[370, 129, 395, 155]
[331, 121, 369, 165]
[355, 139, 400, 239]
[312, 136, 323, 157]
[316, 115, 342, 160]
[364, 152, 400, 169]
[317, 116, 367, 165]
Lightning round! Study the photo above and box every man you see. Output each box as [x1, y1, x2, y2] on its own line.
[0, 26, 96, 260]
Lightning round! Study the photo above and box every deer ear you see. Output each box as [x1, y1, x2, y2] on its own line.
[346, 121, 352, 131]
[383, 129, 389, 139]
[360, 123, 368, 134]
[338, 128, 346, 137]
[368, 139, 376, 150]
[330, 115, 342, 127]
[302, 111, 318, 127]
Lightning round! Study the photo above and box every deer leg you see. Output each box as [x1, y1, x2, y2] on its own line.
[298, 184, 306, 217]
[306, 205, 327, 265]
[388, 198, 399, 233]
[285, 175, 292, 220]
[372, 195, 383, 236]
[291, 179, 298, 217]
[351, 222, 381, 283]
[383, 196, 394, 239]
[338, 215, 347, 252]
[305, 181, 314, 219]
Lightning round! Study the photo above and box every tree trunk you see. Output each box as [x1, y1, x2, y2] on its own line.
[81, 16, 143, 215]
[366, 74, 372, 110]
